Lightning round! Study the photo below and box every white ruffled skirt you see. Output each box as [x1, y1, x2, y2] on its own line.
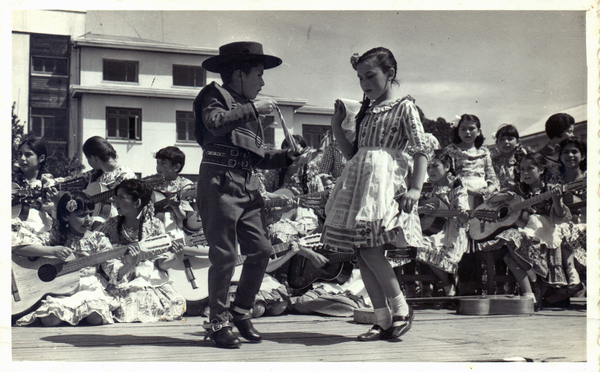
[322, 147, 423, 252]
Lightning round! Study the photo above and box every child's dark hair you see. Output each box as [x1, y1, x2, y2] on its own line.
[115, 179, 152, 208]
[558, 137, 586, 172]
[281, 135, 307, 150]
[431, 149, 455, 175]
[518, 153, 547, 193]
[115, 179, 153, 241]
[545, 113, 575, 139]
[155, 146, 186, 173]
[220, 59, 264, 85]
[18, 137, 48, 175]
[51, 192, 95, 245]
[83, 136, 117, 162]
[452, 114, 485, 148]
[495, 124, 520, 141]
[350, 47, 398, 153]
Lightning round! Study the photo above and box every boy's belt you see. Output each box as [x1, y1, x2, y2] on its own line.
[202, 143, 255, 171]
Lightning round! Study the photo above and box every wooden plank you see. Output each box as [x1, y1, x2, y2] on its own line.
[11, 309, 587, 362]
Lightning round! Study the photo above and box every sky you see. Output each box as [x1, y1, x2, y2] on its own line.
[83, 8, 588, 144]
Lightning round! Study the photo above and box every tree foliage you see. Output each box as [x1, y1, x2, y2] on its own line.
[422, 116, 453, 148]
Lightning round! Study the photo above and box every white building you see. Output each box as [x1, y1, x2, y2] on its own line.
[12, 10, 334, 180]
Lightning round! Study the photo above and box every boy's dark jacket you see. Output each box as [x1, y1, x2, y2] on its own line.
[194, 81, 294, 169]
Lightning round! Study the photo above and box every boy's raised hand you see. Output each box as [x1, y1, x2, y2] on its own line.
[253, 97, 277, 115]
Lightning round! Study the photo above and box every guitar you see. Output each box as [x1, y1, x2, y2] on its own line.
[264, 189, 329, 221]
[153, 183, 198, 211]
[287, 245, 355, 290]
[84, 173, 165, 219]
[468, 179, 586, 241]
[12, 232, 207, 316]
[168, 234, 322, 303]
[52, 176, 90, 192]
[418, 197, 498, 235]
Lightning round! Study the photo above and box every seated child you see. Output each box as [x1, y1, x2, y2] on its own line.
[98, 179, 186, 322]
[13, 192, 118, 326]
[153, 146, 196, 238]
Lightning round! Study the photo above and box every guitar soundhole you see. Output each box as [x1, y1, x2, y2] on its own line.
[498, 206, 509, 220]
[38, 264, 58, 282]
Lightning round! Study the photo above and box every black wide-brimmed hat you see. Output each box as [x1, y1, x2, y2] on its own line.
[202, 41, 282, 73]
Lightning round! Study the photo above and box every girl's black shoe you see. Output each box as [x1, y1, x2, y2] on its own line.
[388, 305, 414, 339]
[357, 325, 390, 341]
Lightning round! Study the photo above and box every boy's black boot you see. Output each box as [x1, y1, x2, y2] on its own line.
[203, 320, 241, 349]
[231, 308, 262, 343]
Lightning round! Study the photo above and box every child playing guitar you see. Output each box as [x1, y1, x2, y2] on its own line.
[98, 179, 186, 323]
[153, 146, 198, 237]
[478, 153, 573, 311]
[82, 136, 136, 227]
[416, 150, 470, 296]
[13, 192, 118, 326]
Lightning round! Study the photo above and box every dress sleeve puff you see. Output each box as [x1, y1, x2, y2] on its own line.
[403, 101, 432, 161]
[482, 147, 500, 191]
[11, 219, 50, 246]
[114, 167, 137, 187]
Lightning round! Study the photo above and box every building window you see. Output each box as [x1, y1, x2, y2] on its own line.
[103, 59, 139, 83]
[106, 107, 142, 140]
[176, 111, 195, 142]
[30, 108, 68, 159]
[302, 124, 330, 148]
[173, 65, 206, 87]
[31, 108, 67, 141]
[31, 56, 68, 76]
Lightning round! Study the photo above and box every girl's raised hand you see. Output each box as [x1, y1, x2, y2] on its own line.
[330, 99, 346, 128]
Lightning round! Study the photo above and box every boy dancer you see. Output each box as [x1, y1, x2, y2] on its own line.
[194, 41, 298, 348]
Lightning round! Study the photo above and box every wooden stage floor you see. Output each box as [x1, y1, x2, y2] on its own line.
[10, 300, 589, 364]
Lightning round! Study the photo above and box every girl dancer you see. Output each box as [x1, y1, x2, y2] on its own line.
[322, 47, 431, 341]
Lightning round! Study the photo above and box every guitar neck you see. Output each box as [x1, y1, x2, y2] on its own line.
[91, 174, 165, 204]
[509, 179, 585, 213]
[57, 245, 129, 276]
[429, 210, 462, 218]
[263, 191, 329, 208]
[326, 252, 355, 264]
[232, 241, 291, 266]
[91, 188, 116, 204]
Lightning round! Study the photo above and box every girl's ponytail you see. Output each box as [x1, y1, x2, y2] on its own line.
[352, 94, 370, 154]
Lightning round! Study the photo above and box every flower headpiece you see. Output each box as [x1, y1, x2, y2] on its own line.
[450, 115, 462, 129]
[66, 199, 78, 213]
[350, 53, 360, 69]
